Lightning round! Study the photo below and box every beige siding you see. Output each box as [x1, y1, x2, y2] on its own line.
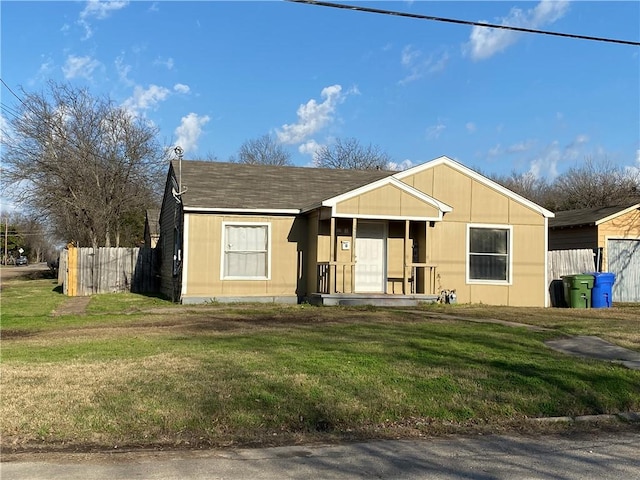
[183, 214, 302, 300]
[470, 181, 509, 224]
[335, 184, 440, 218]
[404, 163, 548, 306]
[509, 199, 544, 226]
[507, 224, 548, 306]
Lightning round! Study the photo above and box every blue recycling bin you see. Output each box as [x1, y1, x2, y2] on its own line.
[589, 272, 615, 308]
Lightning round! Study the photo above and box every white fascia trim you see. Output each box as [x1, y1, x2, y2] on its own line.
[181, 213, 190, 296]
[184, 207, 300, 215]
[595, 203, 640, 225]
[394, 155, 555, 219]
[322, 176, 453, 213]
[333, 213, 444, 222]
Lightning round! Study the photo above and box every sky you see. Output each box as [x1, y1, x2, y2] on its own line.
[1, 0, 639, 189]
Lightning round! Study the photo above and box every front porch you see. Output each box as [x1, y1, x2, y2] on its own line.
[312, 215, 440, 297]
[308, 292, 439, 307]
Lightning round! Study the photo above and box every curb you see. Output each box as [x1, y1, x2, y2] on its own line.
[531, 412, 640, 424]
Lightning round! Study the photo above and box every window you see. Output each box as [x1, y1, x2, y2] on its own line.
[222, 223, 270, 280]
[467, 225, 511, 283]
[173, 227, 181, 277]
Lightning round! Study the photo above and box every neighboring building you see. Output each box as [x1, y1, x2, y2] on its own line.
[157, 156, 554, 306]
[549, 203, 640, 302]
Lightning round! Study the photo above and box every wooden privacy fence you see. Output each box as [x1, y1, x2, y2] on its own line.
[547, 248, 596, 307]
[62, 246, 156, 296]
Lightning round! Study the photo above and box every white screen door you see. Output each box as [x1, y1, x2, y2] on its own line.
[355, 223, 386, 293]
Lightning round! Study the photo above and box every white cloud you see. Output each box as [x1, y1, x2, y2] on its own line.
[81, 0, 129, 20]
[387, 159, 414, 171]
[399, 46, 449, 85]
[299, 139, 321, 158]
[174, 113, 210, 154]
[30, 57, 55, 85]
[276, 85, 349, 145]
[623, 149, 640, 179]
[173, 83, 190, 94]
[565, 134, 589, 160]
[466, 122, 476, 133]
[506, 139, 536, 154]
[527, 135, 591, 180]
[62, 55, 102, 80]
[529, 153, 560, 180]
[115, 55, 133, 86]
[0, 113, 12, 144]
[122, 84, 171, 116]
[154, 57, 174, 70]
[426, 121, 446, 140]
[465, 0, 570, 61]
[401, 45, 420, 67]
[79, 0, 129, 39]
[488, 144, 502, 157]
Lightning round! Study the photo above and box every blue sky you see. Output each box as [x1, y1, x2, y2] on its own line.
[2, 0, 639, 182]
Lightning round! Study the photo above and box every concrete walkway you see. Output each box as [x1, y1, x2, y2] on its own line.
[545, 335, 640, 370]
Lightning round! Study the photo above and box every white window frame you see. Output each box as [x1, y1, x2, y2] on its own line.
[466, 224, 513, 285]
[221, 222, 271, 280]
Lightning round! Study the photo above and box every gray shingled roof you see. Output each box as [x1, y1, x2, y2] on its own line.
[549, 204, 640, 228]
[175, 160, 393, 211]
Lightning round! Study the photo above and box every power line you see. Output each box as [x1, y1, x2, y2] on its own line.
[286, 0, 640, 47]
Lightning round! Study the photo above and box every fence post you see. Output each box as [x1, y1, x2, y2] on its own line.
[67, 247, 78, 297]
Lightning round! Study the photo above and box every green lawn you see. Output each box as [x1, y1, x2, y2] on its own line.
[2, 278, 639, 450]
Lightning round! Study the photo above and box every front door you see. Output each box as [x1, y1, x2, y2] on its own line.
[355, 222, 386, 293]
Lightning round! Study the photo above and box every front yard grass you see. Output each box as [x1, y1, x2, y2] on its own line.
[1, 278, 639, 451]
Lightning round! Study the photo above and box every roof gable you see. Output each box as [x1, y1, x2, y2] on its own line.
[394, 156, 555, 218]
[317, 176, 452, 220]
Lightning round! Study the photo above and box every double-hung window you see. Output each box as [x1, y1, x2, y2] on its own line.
[467, 225, 512, 283]
[222, 223, 270, 280]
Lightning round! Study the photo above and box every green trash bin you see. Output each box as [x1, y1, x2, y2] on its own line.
[561, 274, 594, 308]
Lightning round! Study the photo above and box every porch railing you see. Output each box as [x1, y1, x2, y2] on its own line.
[408, 263, 438, 295]
[317, 261, 355, 294]
[317, 261, 437, 295]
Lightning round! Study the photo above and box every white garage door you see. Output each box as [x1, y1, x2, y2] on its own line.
[607, 239, 640, 302]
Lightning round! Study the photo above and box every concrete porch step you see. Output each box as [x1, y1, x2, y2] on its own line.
[309, 293, 439, 307]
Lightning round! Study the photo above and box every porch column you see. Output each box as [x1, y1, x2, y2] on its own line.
[403, 220, 410, 294]
[351, 218, 357, 293]
[329, 217, 336, 294]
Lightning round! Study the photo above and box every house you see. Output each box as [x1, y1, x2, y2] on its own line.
[157, 156, 554, 306]
[144, 209, 160, 248]
[549, 203, 640, 302]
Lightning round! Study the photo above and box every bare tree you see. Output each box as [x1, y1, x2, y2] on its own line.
[314, 137, 392, 170]
[490, 170, 552, 206]
[548, 157, 640, 211]
[237, 134, 292, 166]
[1, 81, 165, 248]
